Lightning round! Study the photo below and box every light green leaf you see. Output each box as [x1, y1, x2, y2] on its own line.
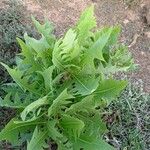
[48, 89, 74, 116]
[17, 38, 43, 72]
[52, 29, 80, 70]
[47, 120, 73, 150]
[21, 96, 49, 121]
[72, 75, 99, 96]
[95, 26, 121, 54]
[87, 27, 113, 62]
[60, 115, 85, 139]
[105, 26, 121, 49]
[1, 63, 39, 95]
[94, 79, 128, 104]
[0, 117, 46, 145]
[38, 66, 54, 93]
[47, 120, 62, 141]
[111, 45, 135, 71]
[24, 33, 53, 67]
[27, 127, 48, 150]
[57, 137, 73, 150]
[61, 29, 80, 61]
[24, 33, 50, 53]
[66, 95, 95, 114]
[0, 92, 31, 109]
[73, 135, 115, 150]
[78, 112, 107, 137]
[32, 16, 55, 46]
[61, 29, 76, 52]
[52, 39, 64, 69]
[76, 5, 96, 44]
[81, 27, 118, 76]
[17, 38, 33, 61]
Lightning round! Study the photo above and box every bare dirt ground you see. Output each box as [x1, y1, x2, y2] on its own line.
[4, 0, 150, 92]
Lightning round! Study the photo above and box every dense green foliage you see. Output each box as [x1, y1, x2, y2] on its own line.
[0, 6, 135, 150]
[107, 80, 150, 150]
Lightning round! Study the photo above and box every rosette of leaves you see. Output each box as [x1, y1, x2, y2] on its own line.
[0, 6, 135, 150]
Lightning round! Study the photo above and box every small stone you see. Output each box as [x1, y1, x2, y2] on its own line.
[123, 19, 130, 24]
[146, 9, 150, 25]
[141, 51, 145, 56]
[144, 32, 150, 38]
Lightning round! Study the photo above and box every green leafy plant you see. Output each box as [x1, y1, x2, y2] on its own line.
[0, 6, 135, 150]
